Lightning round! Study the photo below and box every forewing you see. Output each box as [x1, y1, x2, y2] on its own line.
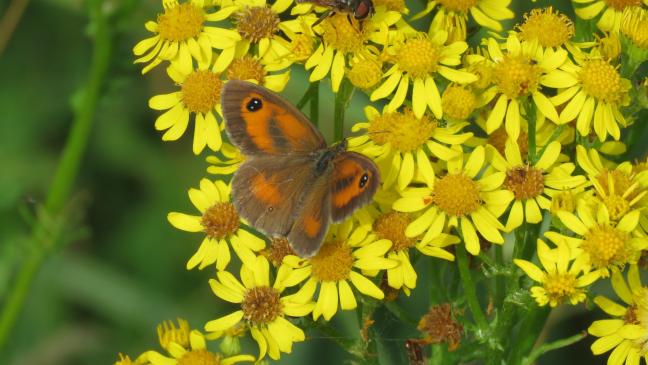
[231, 155, 315, 238]
[287, 174, 331, 258]
[221, 80, 326, 156]
[330, 152, 380, 222]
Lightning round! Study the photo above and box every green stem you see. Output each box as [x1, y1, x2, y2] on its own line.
[334, 78, 354, 142]
[310, 81, 319, 127]
[521, 331, 587, 365]
[507, 306, 551, 364]
[296, 81, 319, 111]
[456, 244, 488, 332]
[0, 0, 111, 350]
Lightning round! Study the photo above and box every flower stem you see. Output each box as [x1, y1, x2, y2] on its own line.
[334, 78, 354, 142]
[521, 331, 587, 365]
[456, 244, 488, 332]
[0, 0, 111, 350]
[310, 81, 319, 127]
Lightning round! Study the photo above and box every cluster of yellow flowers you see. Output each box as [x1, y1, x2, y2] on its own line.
[120, 0, 648, 364]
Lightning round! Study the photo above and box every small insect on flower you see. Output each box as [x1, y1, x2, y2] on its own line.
[297, 0, 374, 28]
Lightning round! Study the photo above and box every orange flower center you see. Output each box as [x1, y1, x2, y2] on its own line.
[310, 240, 354, 281]
[432, 173, 481, 216]
[201, 202, 239, 239]
[157, 3, 205, 42]
[241, 287, 283, 324]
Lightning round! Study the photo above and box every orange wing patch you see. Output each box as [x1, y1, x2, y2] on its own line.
[241, 93, 274, 153]
[251, 173, 282, 206]
[274, 109, 313, 148]
[303, 214, 322, 238]
[332, 160, 368, 208]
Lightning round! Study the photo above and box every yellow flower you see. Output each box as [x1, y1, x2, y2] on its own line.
[393, 146, 514, 255]
[167, 179, 265, 270]
[576, 146, 648, 221]
[487, 139, 586, 230]
[349, 106, 471, 190]
[516, 7, 575, 49]
[371, 210, 457, 295]
[305, 8, 402, 92]
[205, 256, 313, 361]
[225, 47, 291, 92]
[588, 265, 648, 364]
[572, 0, 648, 32]
[281, 222, 398, 320]
[114, 353, 148, 365]
[622, 6, 648, 47]
[549, 203, 648, 276]
[149, 62, 225, 155]
[133, 0, 240, 74]
[553, 58, 631, 141]
[371, 31, 476, 119]
[225, 0, 296, 67]
[514, 239, 600, 307]
[277, 15, 319, 63]
[481, 33, 566, 139]
[206, 143, 245, 176]
[413, 0, 514, 42]
[146, 319, 254, 365]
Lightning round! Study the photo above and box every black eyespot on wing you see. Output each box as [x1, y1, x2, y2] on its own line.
[246, 97, 263, 112]
[359, 173, 369, 188]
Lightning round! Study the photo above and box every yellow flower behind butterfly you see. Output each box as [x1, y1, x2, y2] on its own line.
[349, 106, 472, 191]
[487, 139, 586, 231]
[588, 265, 648, 365]
[371, 210, 457, 295]
[145, 318, 255, 365]
[305, 8, 402, 92]
[133, 0, 240, 74]
[515, 239, 600, 307]
[281, 222, 398, 320]
[217, 0, 296, 69]
[149, 61, 225, 155]
[393, 146, 514, 255]
[413, 0, 514, 42]
[205, 256, 313, 361]
[371, 31, 477, 119]
[206, 143, 245, 176]
[167, 179, 265, 270]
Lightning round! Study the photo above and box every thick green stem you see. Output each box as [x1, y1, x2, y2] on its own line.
[456, 244, 488, 332]
[334, 78, 354, 142]
[0, 0, 111, 350]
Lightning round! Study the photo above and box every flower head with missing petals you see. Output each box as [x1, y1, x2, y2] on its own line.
[515, 239, 600, 307]
[145, 318, 255, 365]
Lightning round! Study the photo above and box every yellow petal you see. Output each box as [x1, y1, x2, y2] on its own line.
[204, 311, 244, 332]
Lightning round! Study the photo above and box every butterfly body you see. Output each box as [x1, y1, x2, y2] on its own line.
[221, 80, 380, 258]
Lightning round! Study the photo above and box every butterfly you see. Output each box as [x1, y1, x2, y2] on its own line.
[221, 80, 380, 258]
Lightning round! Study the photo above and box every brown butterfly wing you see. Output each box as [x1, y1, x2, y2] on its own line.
[231, 155, 317, 238]
[330, 152, 380, 222]
[286, 174, 331, 258]
[221, 80, 327, 156]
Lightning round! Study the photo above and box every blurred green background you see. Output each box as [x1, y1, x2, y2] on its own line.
[0, 0, 645, 363]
